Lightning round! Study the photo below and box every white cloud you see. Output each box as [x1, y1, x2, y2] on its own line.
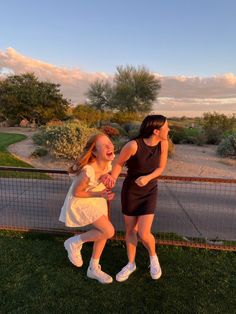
[0, 47, 110, 103]
[0, 47, 236, 116]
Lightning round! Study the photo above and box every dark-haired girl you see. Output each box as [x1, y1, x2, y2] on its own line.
[102, 115, 169, 281]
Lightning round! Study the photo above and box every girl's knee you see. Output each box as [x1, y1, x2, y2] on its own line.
[103, 224, 115, 239]
[126, 228, 137, 237]
[107, 226, 115, 239]
[138, 230, 151, 242]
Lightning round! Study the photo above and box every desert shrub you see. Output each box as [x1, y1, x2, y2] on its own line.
[111, 111, 144, 124]
[202, 112, 236, 144]
[123, 121, 141, 133]
[112, 137, 129, 153]
[113, 125, 128, 137]
[100, 125, 120, 137]
[127, 126, 140, 139]
[72, 105, 101, 127]
[31, 147, 48, 157]
[32, 131, 45, 145]
[46, 119, 64, 127]
[203, 128, 222, 145]
[194, 133, 207, 146]
[168, 138, 175, 157]
[169, 125, 186, 144]
[217, 132, 236, 158]
[33, 122, 98, 159]
[169, 125, 205, 145]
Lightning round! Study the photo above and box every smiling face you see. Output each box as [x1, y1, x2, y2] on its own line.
[94, 135, 115, 161]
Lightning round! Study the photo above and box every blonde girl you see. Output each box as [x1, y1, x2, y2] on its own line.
[59, 133, 115, 284]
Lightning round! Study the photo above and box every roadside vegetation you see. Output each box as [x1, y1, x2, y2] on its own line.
[0, 69, 235, 161]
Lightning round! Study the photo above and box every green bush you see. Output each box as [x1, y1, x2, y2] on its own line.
[168, 138, 175, 157]
[111, 112, 144, 124]
[169, 125, 186, 144]
[202, 112, 236, 144]
[169, 125, 205, 145]
[123, 121, 141, 132]
[33, 122, 98, 159]
[127, 127, 140, 139]
[217, 132, 236, 158]
[112, 137, 129, 153]
[72, 105, 101, 127]
[32, 130, 45, 145]
[31, 147, 48, 157]
[113, 125, 128, 137]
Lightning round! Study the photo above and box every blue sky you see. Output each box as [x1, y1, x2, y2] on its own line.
[1, 0, 236, 76]
[0, 0, 236, 116]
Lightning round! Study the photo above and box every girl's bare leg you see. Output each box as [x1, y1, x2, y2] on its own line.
[90, 215, 114, 260]
[137, 214, 156, 256]
[124, 215, 138, 263]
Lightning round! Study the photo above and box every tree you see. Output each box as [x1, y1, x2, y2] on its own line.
[112, 66, 161, 112]
[86, 65, 161, 113]
[86, 80, 113, 111]
[0, 73, 70, 125]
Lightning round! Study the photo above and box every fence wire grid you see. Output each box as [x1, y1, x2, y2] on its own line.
[0, 166, 235, 251]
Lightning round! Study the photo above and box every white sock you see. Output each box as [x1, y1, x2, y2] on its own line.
[128, 261, 136, 269]
[90, 258, 99, 269]
[72, 234, 83, 245]
[150, 254, 158, 264]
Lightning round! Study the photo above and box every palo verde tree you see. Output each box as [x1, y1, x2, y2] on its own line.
[0, 73, 70, 125]
[86, 80, 113, 112]
[112, 65, 161, 112]
[86, 65, 161, 113]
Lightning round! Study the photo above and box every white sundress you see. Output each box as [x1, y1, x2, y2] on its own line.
[59, 164, 110, 227]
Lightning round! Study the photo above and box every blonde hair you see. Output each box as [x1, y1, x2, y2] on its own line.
[68, 133, 106, 174]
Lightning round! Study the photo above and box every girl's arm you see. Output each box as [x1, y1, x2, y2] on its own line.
[73, 171, 112, 198]
[100, 140, 137, 188]
[111, 140, 137, 180]
[135, 140, 169, 187]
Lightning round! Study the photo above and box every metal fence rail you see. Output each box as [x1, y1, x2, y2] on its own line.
[0, 166, 236, 251]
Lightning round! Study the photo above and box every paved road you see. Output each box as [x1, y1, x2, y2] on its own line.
[0, 176, 235, 241]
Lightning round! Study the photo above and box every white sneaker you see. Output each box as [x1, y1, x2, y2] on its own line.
[87, 265, 113, 284]
[116, 263, 136, 282]
[64, 237, 83, 267]
[150, 257, 162, 280]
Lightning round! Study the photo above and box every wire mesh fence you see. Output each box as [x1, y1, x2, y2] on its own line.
[0, 166, 235, 251]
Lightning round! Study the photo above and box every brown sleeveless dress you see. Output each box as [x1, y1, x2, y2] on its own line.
[121, 138, 161, 216]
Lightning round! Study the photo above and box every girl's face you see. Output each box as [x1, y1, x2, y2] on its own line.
[156, 120, 170, 140]
[94, 135, 115, 161]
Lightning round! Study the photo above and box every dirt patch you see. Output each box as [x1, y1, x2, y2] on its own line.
[164, 144, 236, 179]
[1, 127, 236, 179]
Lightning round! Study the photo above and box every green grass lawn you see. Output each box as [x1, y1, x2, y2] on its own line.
[0, 133, 50, 179]
[1, 231, 235, 314]
[0, 132, 33, 167]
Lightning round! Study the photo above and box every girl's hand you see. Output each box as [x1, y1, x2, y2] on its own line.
[100, 174, 116, 189]
[135, 176, 150, 187]
[101, 188, 115, 201]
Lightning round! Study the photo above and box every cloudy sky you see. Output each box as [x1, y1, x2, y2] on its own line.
[0, 0, 236, 117]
